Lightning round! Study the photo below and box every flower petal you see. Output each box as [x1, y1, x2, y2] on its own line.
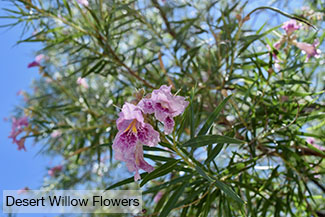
[138, 123, 160, 147]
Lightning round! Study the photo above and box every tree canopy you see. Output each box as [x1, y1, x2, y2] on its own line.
[3, 0, 325, 216]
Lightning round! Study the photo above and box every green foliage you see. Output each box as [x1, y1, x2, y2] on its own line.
[2, 0, 325, 216]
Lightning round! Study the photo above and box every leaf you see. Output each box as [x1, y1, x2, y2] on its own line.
[238, 26, 279, 57]
[159, 182, 188, 217]
[144, 154, 175, 162]
[205, 144, 224, 164]
[246, 6, 315, 29]
[176, 186, 205, 207]
[62, 0, 72, 17]
[274, 79, 310, 85]
[214, 180, 244, 204]
[304, 142, 325, 157]
[143, 175, 192, 194]
[198, 95, 232, 136]
[105, 172, 148, 190]
[202, 189, 217, 217]
[140, 160, 179, 187]
[143, 146, 172, 153]
[82, 59, 106, 77]
[183, 135, 245, 148]
[195, 165, 213, 182]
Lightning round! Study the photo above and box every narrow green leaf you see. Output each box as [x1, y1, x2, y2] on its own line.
[143, 146, 172, 153]
[82, 59, 105, 77]
[154, 188, 170, 214]
[62, 0, 72, 17]
[143, 175, 192, 194]
[176, 186, 205, 207]
[183, 135, 245, 148]
[159, 182, 188, 217]
[198, 95, 232, 136]
[105, 173, 148, 190]
[202, 189, 218, 217]
[195, 165, 213, 182]
[214, 180, 244, 204]
[144, 154, 175, 162]
[205, 144, 224, 164]
[238, 26, 279, 57]
[140, 160, 179, 187]
[305, 142, 325, 157]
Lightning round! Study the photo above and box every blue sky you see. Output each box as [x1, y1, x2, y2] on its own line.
[0, 4, 53, 216]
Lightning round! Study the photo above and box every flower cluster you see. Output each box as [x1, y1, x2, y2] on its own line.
[295, 39, 321, 62]
[27, 54, 45, 68]
[48, 165, 63, 177]
[270, 19, 321, 65]
[301, 6, 324, 24]
[17, 90, 28, 102]
[8, 116, 29, 151]
[113, 85, 188, 180]
[282, 20, 301, 35]
[139, 85, 189, 135]
[17, 187, 30, 195]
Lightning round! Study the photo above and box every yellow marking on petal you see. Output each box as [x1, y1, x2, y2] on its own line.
[124, 119, 137, 132]
[132, 125, 137, 133]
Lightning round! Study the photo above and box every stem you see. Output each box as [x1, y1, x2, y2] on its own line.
[161, 131, 195, 169]
[244, 6, 316, 30]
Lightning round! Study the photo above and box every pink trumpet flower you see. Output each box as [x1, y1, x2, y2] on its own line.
[282, 19, 300, 35]
[113, 103, 160, 181]
[139, 85, 189, 134]
[295, 39, 321, 62]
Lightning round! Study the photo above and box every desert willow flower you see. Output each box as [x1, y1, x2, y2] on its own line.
[138, 85, 189, 135]
[8, 116, 29, 151]
[112, 103, 160, 181]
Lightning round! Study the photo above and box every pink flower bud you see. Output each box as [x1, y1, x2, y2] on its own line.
[51, 130, 62, 138]
[48, 165, 63, 177]
[27, 54, 45, 68]
[282, 19, 300, 35]
[77, 77, 89, 89]
[77, 0, 89, 6]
